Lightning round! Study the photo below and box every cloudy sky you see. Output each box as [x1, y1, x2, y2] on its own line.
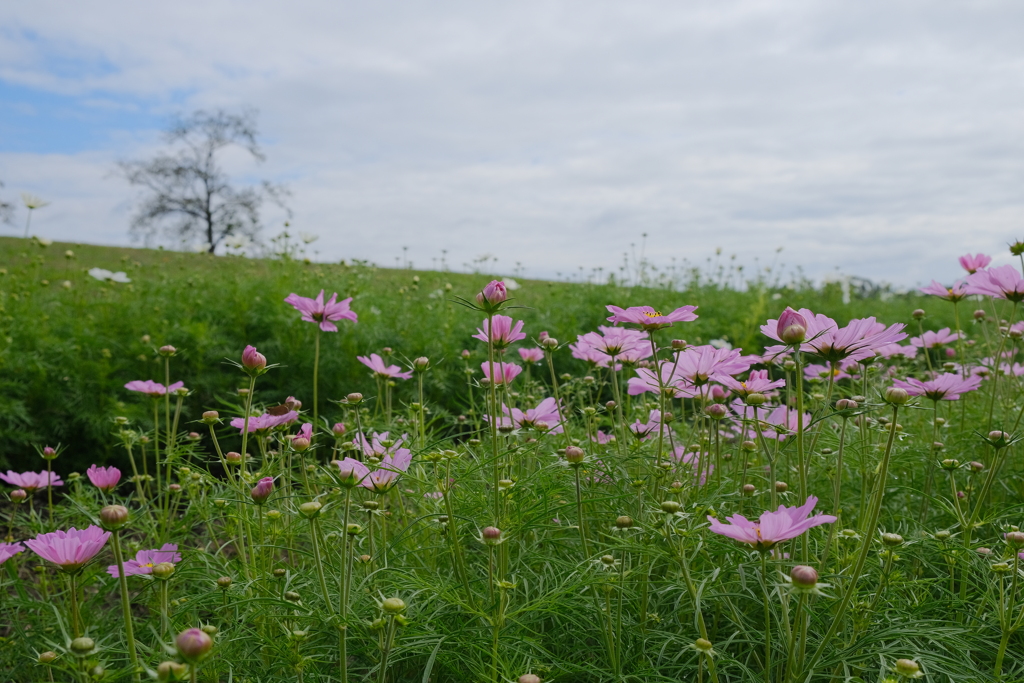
[1, 1, 1022, 286]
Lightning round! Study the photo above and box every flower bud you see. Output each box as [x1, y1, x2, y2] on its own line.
[564, 446, 585, 464]
[705, 403, 727, 420]
[742, 484, 756, 496]
[519, 675, 542, 683]
[482, 526, 503, 544]
[605, 400, 617, 411]
[156, 661, 187, 682]
[291, 437, 310, 452]
[299, 501, 322, 518]
[273, 568, 287, 578]
[790, 565, 818, 588]
[745, 392, 766, 406]
[777, 307, 808, 344]
[41, 446, 57, 460]
[477, 280, 507, 308]
[202, 411, 220, 424]
[600, 554, 615, 566]
[175, 628, 213, 662]
[10, 489, 26, 503]
[70, 637, 95, 655]
[970, 461, 984, 472]
[974, 309, 986, 321]
[660, 500, 681, 514]
[382, 597, 406, 614]
[241, 345, 266, 372]
[38, 651, 57, 664]
[251, 477, 274, 505]
[934, 530, 951, 541]
[217, 576, 232, 589]
[940, 459, 959, 470]
[159, 345, 177, 356]
[615, 515, 634, 529]
[775, 481, 788, 493]
[881, 533, 904, 547]
[911, 309, 925, 320]
[346, 392, 363, 404]
[989, 431, 1010, 446]
[542, 337, 559, 350]
[285, 591, 301, 602]
[100, 504, 129, 530]
[884, 387, 909, 405]
[1006, 531, 1024, 548]
[835, 398, 858, 411]
[413, 357, 430, 372]
[225, 451, 242, 465]
[694, 638, 713, 653]
[977, 546, 992, 555]
[152, 562, 175, 580]
[894, 658, 921, 678]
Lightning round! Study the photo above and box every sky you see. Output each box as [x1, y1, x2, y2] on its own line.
[1, 1, 1022, 287]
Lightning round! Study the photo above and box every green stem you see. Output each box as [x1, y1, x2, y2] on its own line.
[309, 516, 334, 614]
[759, 552, 772, 683]
[313, 328, 321, 435]
[111, 531, 141, 683]
[572, 466, 590, 557]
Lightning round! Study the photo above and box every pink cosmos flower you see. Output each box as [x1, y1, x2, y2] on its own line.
[765, 310, 907, 363]
[761, 308, 837, 350]
[0, 471, 63, 492]
[241, 345, 266, 372]
[674, 345, 752, 387]
[291, 423, 313, 446]
[251, 477, 274, 504]
[911, 328, 961, 349]
[86, 465, 121, 493]
[353, 431, 412, 460]
[570, 341, 614, 368]
[590, 430, 615, 445]
[488, 398, 564, 433]
[629, 410, 663, 439]
[357, 354, 414, 380]
[333, 449, 412, 493]
[284, 290, 358, 332]
[707, 496, 836, 551]
[606, 304, 698, 330]
[26, 525, 110, 571]
[575, 326, 651, 358]
[959, 253, 992, 274]
[627, 362, 690, 398]
[124, 380, 185, 397]
[518, 348, 545, 363]
[473, 315, 527, 349]
[875, 343, 917, 360]
[920, 280, 969, 302]
[966, 265, 1024, 302]
[106, 543, 180, 578]
[738, 404, 813, 441]
[892, 373, 982, 401]
[673, 448, 712, 486]
[999, 362, 1024, 377]
[481, 361, 522, 386]
[718, 370, 786, 398]
[229, 411, 299, 433]
[0, 542, 24, 565]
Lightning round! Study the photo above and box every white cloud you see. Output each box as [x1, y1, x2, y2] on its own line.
[1, 0, 1023, 286]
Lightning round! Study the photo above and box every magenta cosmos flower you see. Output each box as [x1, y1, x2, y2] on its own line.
[333, 449, 412, 493]
[707, 496, 836, 551]
[229, 411, 298, 433]
[124, 380, 185, 397]
[959, 253, 992, 274]
[477, 280, 508, 308]
[0, 542, 24, 565]
[26, 525, 110, 572]
[919, 280, 969, 302]
[284, 290, 358, 332]
[0, 470, 63, 492]
[518, 347, 545, 363]
[357, 353, 413, 380]
[892, 373, 982, 401]
[606, 304, 698, 331]
[86, 465, 121, 493]
[718, 370, 786, 399]
[966, 265, 1024, 302]
[481, 361, 522, 386]
[473, 315, 526, 349]
[107, 543, 180, 578]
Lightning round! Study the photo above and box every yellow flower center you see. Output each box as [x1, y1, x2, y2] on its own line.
[644, 310, 663, 318]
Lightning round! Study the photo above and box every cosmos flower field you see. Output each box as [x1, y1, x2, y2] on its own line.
[2, 239, 1024, 682]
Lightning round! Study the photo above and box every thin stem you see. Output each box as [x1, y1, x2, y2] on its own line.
[572, 466, 590, 557]
[111, 531, 141, 683]
[759, 552, 772, 683]
[313, 328, 321, 434]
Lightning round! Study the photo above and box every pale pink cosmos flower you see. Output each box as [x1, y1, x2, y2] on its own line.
[606, 304, 698, 330]
[875, 343, 918, 360]
[353, 431, 412, 460]
[284, 290, 358, 332]
[107, 543, 180, 578]
[892, 373, 982, 401]
[674, 345, 752, 388]
[959, 253, 992, 274]
[966, 265, 1024, 302]
[999, 362, 1024, 377]
[575, 326, 651, 358]
[86, 465, 121, 493]
[738, 404, 813, 441]
[0, 542, 24, 565]
[707, 496, 836, 551]
[124, 380, 185, 397]
[357, 353, 414, 380]
[229, 411, 299, 433]
[590, 430, 615, 444]
[764, 310, 907, 363]
[518, 347, 545, 363]
[333, 449, 412, 493]
[487, 398, 564, 433]
[911, 328, 961, 349]
[627, 362, 689, 398]
[26, 525, 110, 571]
[718, 370, 786, 398]
[0, 471, 63, 492]
[920, 280, 969, 302]
[481, 361, 522, 386]
[629, 410, 663, 439]
[473, 315, 527, 349]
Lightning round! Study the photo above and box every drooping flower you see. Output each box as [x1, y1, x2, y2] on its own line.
[966, 265, 1024, 302]
[124, 380, 185, 397]
[518, 348, 545, 363]
[86, 465, 121, 493]
[919, 280, 969, 302]
[0, 542, 24, 565]
[473, 315, 527, 349]
[229, 411, 299, 433]
[26, 526, 110, 572]
[0, 471, 63, 492]
[910, 328, 961, 349]
[718, 370, 786, 398]
[958, 253, 992, 274]
[357, 354, 414, 380]
[891, 373, 983, 401]
[606, 304, 698, 331]
[481, 361, 522, 386]
[707, 496, 836, 551]
[284, 290, 358, 332]
[106, 543, 181, 578]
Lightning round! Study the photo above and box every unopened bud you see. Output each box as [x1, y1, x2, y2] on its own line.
[1006, 531, 1024, 548]
[10, 489, 26, 503]
[615, 515, 634, 529]
[346, 393, 363, 404]
[202, 411, 220, 424]
[974, 309, 986, 321]
[564, 446, 585, 464]
[790, 565, 818, 588]
[70, 637, 95, 655]
[775, 481, 788, 493]
[745, 392, 766, 406]
[542, 337, 559, 350]
[299, 501, 322, 518]
[742, 484, 756, 496]
[884, 387, 909, 405]
[217, 576, 232, 589]
[881, 533, 904, 547]
[911, 309, 925, 320]
[705, 403, 727, 420]
[660, 500, 681, 514]
[519, 675, 542, 683]
[100, 504, 129, 530]
[225, 451, 242, 465]
[482, 526, 502, 544]
[38, 651, 58, 664]
[159, 345, 177, 356]
[970, 461, 984, 472]
[894, 658, 921, 678]
[152, 562, 175, 580]
[413, 357, 430, 371]
[836, 398, 858, 411]
[175, 628, 213, 662]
